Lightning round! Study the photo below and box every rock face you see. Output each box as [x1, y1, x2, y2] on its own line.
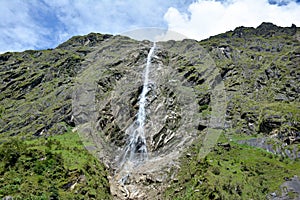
[72, 37, 224, 199]
[0, 23, 300, 199]
[201, 23, 300, 143]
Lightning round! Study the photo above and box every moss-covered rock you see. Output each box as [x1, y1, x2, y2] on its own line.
[0, 22, 299, 199]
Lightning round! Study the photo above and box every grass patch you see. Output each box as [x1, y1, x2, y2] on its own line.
[164, 134, 300, 200]
[0, 131, 112, 199]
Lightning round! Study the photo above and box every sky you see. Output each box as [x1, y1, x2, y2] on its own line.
[1, 0, 300, 53]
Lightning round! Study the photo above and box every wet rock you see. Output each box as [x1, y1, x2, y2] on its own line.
[1, 23, 300, 199]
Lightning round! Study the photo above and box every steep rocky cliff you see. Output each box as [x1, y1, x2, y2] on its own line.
[0, 23, 299, 199]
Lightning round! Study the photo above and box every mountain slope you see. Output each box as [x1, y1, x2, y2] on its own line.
[0, 23, 299, 199]
[200, 22, 300, 150]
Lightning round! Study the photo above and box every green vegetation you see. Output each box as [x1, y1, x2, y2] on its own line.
[0, 23, 299, 199]
[0, 131, 111, 199]
[198, 23, 300, 147]
[165, 24, 300, 199]
[0, 48, 83, 138]
[164, 134, 300, 200]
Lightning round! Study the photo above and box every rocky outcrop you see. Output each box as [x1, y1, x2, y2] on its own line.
[0, 23, 299, 199]
[0, 49, 83, 137]
[71, 37, 224, 199]
[201, 23, 300, 148]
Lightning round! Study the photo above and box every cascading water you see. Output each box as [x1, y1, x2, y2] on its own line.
[120, 43, 156, 168]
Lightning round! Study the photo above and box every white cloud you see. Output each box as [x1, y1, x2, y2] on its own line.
[1, 0, 299, 53]
[43, 0, 174, 43]
[1, 0, 178, 53]
[121, 28, 188, 41]
[0, 0, 49, 53]
[164, 0, 300, 40]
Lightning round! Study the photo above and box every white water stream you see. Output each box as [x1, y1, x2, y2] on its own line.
[119, 43, 156, 169]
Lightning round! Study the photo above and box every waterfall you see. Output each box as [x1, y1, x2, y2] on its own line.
[120, 43, 156, 167]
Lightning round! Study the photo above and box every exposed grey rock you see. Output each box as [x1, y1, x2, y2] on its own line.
[1, 23, 299, 199]
[269, 176, 300, 200]
[2, 196, 13, 200]
[69, 37, 226, 199]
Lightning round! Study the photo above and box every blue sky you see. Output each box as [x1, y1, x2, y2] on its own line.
[1, 0, 300, 53]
